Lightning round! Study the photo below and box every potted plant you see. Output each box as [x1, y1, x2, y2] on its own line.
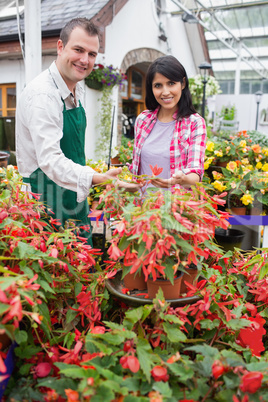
[101, 169, 230, 299]
[112, 138, 134, 165]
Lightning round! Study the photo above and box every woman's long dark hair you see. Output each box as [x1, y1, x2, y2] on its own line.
[145, 55, 196, 118]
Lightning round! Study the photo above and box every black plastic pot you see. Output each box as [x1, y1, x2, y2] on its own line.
[215, 228, 245, 252]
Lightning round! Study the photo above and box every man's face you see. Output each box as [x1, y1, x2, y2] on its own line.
[56, 26, 99, 92]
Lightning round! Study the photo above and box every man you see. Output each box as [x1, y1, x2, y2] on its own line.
[16, 18, 140, 244]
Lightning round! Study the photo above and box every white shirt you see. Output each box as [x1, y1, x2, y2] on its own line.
[16, 61, 95, 203]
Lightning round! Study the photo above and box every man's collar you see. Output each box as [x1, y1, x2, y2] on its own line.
[49, 61, 84, 100]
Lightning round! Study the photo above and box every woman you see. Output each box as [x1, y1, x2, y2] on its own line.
[128, 55, 206, 189]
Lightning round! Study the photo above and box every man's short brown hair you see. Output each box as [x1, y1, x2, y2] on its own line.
[60, 18, 100, 46]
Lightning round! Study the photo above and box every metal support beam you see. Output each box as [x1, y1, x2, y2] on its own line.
[171, 0, 268, 80]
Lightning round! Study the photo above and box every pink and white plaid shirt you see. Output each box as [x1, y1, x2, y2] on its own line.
[128, 108, 207, 180]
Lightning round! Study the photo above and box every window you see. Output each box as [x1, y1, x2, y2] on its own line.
[0, 84, 16, 117]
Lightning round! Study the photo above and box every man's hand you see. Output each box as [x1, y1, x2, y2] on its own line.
[92, 168, 142, 193]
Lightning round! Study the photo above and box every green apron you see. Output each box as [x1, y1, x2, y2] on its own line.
[23, 98, 92, 246]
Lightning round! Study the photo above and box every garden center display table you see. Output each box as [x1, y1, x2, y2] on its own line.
[228, 215, 268, 248]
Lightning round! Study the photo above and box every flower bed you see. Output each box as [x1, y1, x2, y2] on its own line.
[1, 166, 268, 401]
[204, 130, 268, 213]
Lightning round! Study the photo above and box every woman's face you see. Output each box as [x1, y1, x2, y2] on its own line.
[152, 72, 185, 115]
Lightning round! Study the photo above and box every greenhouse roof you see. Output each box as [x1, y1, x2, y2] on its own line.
[170, 0, 268, 82]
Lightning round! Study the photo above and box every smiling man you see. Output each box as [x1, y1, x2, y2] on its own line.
[16, 18, 140, 245]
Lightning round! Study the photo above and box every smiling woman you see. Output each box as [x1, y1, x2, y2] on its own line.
[128, 55, 207, 190]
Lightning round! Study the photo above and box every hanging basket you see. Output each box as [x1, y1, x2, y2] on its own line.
[85, 80, 103, 91]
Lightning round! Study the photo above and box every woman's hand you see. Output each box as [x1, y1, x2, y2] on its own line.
[150, 171, 200, 188]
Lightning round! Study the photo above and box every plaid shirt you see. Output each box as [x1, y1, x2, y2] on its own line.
[128, 108, 207, 179]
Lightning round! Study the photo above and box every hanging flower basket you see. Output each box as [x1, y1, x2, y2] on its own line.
[85, 63, 126, 91]
[85, 80, 104, 91]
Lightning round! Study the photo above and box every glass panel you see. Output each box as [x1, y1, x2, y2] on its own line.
[7, 110, 15, 117]
[0, 110, 2, 117]
[131, 70, 143, 100]
[7, 87, 16, 108]
[240, 81, 250, 94]
[120, 79, 128, 97]
[263, 81, 268, 94]
[229, 81, 235, 94]
[219, 81, 228, 94]
[252, 81, 261, 94]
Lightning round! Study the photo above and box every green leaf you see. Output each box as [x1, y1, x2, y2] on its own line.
[54, 362, 90, 378]
[37, 279, 55, 294]
[19, 363, 33, 375]
[259, 262, 268, 280]
[15, 344, 41, 359]
[0, 302, 10, 315]
[167, 363, 194, 382]
[121, 377, 141, 392]
[136, 337, 157, 382]
[14, 329, 28, 344]
[90, 385, 115, 402]
[246, 361, 268, 371]
[152, 381, 172, 397]
[65, 304, 79, 324]
[186, 344, 219, 358]
[163, 322, 187, 343]
[37, 377, 78, 395]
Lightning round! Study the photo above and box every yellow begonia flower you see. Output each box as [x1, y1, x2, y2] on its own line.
[256, 162, 263, 170]
[214, 150, 223, 157]
[212, 171, 223, 180]
[239, 140, 247, 148]
[204, 162, 210, 170]
[206, 141, 215, 152]
[241, 158, 249, 165]
[262, 163, 268, 172]
[226, 161, 237, 172]
[240, 194, 254, 206]
[263, 148, 268, 157]
[212, 181, 226, 192]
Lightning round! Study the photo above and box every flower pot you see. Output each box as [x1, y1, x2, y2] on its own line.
[215, 228, 245, 252]
[230, 206, 247, 216]
[111, 155, 122, 165]
[217, 161, 228, 168]
[123, 271, 147, 291]
[147, 273, 183, 300]
[180, 265, 199, 296]
[0, 151, 9, 168]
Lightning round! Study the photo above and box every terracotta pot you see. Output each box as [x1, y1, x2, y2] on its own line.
[230, 206, 247, 215]
[180, 266, 199, 296]
[147, 273, 183, 300]
[123, 271, 147, 291]
[111, 156, 121, 165]
[217, 161, 228, 168]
